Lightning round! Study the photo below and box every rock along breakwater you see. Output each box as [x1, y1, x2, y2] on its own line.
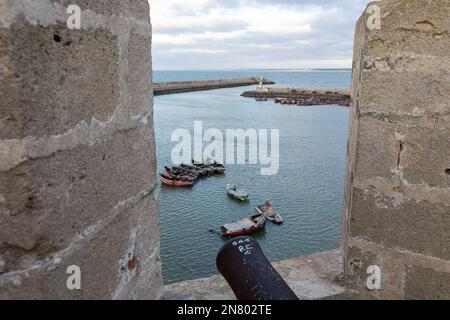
[241, 87, 351, 107]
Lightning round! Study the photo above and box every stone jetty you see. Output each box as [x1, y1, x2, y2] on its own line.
[241, 87, 351, 107]
[154, 77, 275, 95]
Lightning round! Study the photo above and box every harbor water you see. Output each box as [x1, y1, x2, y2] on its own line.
[154, 70, 351, 284]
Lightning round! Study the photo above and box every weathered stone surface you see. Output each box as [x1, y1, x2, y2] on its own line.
[0, 195, 161, 300]
[405, 266, 450, 300]
[341, 8, 367, 254]
[356, 0, 450, 117]
[354, 117, 400, 181]
[128, 29, 152, 116]
[128, 252, 164, 300]
[56, 0, 150, 21]
[113, 196, 162, 300]
[366, 0, 450, 53]
[354, 116, 450, 189]
[0, 0, 162, 299]
[0, 20, 119, 139]
[344, 245, 382, 298]
[350, 188, 450, 260]
[359, 69, 450, 116]
[0, 0, 160, 300]
[0, 124, 157, 273]
[401, 126, 450, 187]
[365, 29, 450, 61]
[343, 0, 450, 300]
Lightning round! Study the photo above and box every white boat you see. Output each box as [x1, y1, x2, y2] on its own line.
[226, 184, 249, 202]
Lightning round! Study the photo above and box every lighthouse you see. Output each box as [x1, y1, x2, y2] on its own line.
[256, 76, 268, 93]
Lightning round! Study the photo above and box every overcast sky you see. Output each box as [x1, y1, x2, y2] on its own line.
[150, 0, 371, 70]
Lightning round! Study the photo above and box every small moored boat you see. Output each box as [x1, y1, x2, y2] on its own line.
[164, 166, 200, 180]
[220, 213, 267, 236]
[256, 201, 284, 224]
[226, 184, 249, 202]
[191, 159, 226, 174]
[159, 174, 196, 187]
[181, 163, 215, 176]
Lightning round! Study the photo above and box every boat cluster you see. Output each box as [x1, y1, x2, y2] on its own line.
[222, 184, 283, 236]
[160, 161, 284, 237]
[160, 159, 225, 187]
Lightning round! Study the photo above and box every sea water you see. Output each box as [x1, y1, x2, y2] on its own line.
[154, 70, 350, 284]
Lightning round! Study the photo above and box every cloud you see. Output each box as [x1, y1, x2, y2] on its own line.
[150, 0, 372, 70]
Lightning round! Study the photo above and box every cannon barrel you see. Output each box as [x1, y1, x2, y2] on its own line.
[216, 236, 298, 300]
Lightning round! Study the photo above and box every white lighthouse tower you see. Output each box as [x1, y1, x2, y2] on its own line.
[256, 76, 268, 93]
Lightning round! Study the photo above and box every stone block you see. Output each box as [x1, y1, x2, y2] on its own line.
[349, 188, 450, 260]
[354, 117, 450, 188]
[0, 124, 157, 273]
[0, 20, 120, 139]
[402, 126, 450, 188]
[367, 0, 450, 43]
[359, 69, 450, 116]
[344, 245, 382, 296]
[128, 29, 152, 117]
[56, 0, 150, 21]
[0, 195, 160, 300]
[354, 117, 400, 181]
[405, 266, 450, 300]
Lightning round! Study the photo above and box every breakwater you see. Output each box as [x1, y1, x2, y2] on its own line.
[241, 87, 351, 106]
[154, 77, 275, 95]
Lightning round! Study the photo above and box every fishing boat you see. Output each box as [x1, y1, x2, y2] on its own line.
[226, 184, 249, 202]
[159, 160, 225, 187]
[256, 201, 284, 224]
[164, 172, 197, 181]
[164, 166, 200, 180]
[192, 159, 226, 174]
[180, 164, 215, 175]
[220, 213, 267, 236]
[199, 158, 225, 168]
[159, 174, 196, 187]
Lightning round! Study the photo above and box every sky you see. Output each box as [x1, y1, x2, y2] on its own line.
[150, 0, 371, 70]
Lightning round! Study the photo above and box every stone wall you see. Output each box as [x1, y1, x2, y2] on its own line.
[343, 0, 450, 299]
[0, 0, 162, 299]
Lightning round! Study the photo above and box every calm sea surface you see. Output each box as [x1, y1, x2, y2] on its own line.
[153, 70, 351, 284]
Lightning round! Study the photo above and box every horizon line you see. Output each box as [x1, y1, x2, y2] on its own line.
[153, 68, 352, 71]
